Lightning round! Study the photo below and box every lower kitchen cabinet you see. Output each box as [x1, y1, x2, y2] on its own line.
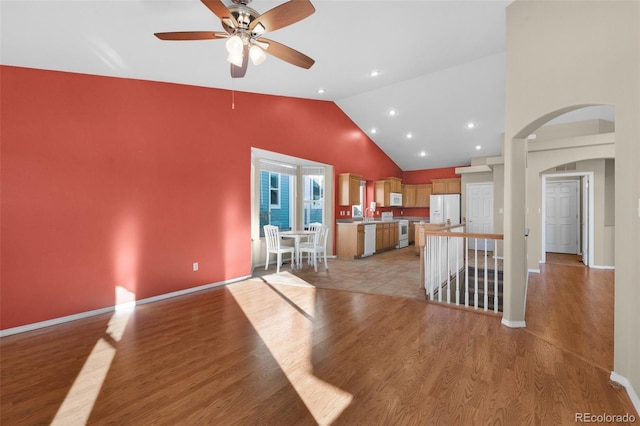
[337, 222, 399, 259]
[337, 223, 364, 259]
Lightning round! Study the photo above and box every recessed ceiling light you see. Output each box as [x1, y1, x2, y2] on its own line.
[475, 145, 482, 150]
[388, 109, 397, 116]
[406, 133, 413, 139]
[371, 128, 377, 134]
[467, 122, 476, 129]
[317, 88, 325, 94]
[369, 70, 379, 77]
[420, 151, 427, 157]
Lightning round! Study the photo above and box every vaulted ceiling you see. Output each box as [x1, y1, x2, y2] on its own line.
[1, 0, 613, 170]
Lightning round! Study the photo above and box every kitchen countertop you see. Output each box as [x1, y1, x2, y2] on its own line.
[337, 216, 429, 225]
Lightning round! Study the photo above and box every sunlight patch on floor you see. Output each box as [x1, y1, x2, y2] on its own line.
[51, 288, 134, 425]
[229, 281, 352, 425]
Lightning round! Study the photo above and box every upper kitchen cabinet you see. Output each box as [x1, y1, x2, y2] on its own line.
[431, 178, 461, 194]
[375, 177, 402, 207]
[401, 183, 434, 207]
[402, 185, 416, 207]
[382, 177, 402, 193]
[374, 180, 390, 206]
[338, 173, 362, 206]
[415, 184, 432, 207]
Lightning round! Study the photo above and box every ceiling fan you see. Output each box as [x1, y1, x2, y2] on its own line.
[154, 0, 315, 78]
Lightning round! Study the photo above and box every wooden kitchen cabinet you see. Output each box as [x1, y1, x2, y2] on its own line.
[337, 223, 364, 259]
[431, 178, 461, 194]
[375, 222, 397, 252]
[409, 222, 416, 244]
[390, 224, 398, 247]
[375, 177, 402, 206]
[382, 224, 390, 249]
[415, 184, 432, 207]
[338, 222, 398, 258]
[338, 173, 362, 206]
[403, 185, 416, 207]
[374, 180, 390, 207]
[375, 223, 384, 251]
[382, 177, 402, 193]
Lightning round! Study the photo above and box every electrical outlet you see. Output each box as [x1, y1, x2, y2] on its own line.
[193, 262, 198, 271]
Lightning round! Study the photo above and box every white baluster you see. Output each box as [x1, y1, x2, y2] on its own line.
[484, 239, 488, 311]
[474, 238, 478, 309]
[494, 241, 499, 313]
[455, 237, 460, 305]
[465, 237, 469, 307]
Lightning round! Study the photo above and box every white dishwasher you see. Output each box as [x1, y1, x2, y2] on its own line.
[363, 224, 376, 257]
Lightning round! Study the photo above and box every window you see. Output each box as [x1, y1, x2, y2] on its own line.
[269, 172, 281, 208]
[254, 151, 330, 239]
[352, 180, 365, 218]
[260, 169, 293, 234]
[302, 167, 324, 229]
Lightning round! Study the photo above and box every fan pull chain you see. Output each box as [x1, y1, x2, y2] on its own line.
[231, 79, 235, 110]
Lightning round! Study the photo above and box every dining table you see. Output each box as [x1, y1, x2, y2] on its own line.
[279, 229, 316, 268]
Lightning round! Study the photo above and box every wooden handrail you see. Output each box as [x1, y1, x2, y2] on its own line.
[424, 231, 504, 240]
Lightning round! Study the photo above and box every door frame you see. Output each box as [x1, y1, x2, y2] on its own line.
[541, 172, 594, 266]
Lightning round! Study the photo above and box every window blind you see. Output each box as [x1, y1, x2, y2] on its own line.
[259, 159, 297, 176]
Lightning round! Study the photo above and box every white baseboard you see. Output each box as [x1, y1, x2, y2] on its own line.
[501, 318, 526, 328]
[610, 371, 640, 415]
[0, 275, 251, 338]
[528, 268, 540, 274]
[591, 264, 615, 270]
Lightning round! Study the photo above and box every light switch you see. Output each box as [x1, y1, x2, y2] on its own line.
[193, 262, 198, 271]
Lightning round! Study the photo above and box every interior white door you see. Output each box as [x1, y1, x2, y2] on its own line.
[545, 181, 579, 254]
[466, 183, 494, 251]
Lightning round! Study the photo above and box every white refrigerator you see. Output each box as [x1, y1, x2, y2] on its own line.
[430, 194, 461, 225]
[426, 194, 463, 296]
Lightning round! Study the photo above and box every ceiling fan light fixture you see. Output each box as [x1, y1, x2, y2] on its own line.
[225, 35, 244, 55]
[249, 45, 266, 65]
[252, 22, 266, 36]
[227, 52, 244, 67]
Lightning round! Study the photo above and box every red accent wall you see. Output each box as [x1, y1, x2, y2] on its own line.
[402, 166, 463, 184]
[401, 166, 466, 217]
[1, 66, 402, 330]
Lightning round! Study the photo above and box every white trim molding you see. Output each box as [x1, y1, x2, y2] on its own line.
[610, 371, 640, 415]
[591, 265, 615, 270]
[0, 275, 251, 338]
[501, 318, 527, 328]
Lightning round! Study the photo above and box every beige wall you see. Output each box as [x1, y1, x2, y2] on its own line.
[505, 0, 639, 402]
[526, 140, 615, 270]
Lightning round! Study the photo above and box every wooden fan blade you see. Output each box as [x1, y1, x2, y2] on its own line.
[260, 38, 315, 69]
[201, 0, 238, 28]
[155, 31, 228, 41]
[231, 47, 249, 78]
[250, 0, 315, 33]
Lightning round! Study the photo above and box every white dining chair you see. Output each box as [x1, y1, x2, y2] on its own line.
[298, 225, 329, 272]
[264, 225, 295, 273]
[302, 222, 323, 264]
[307, 222, 323, 233]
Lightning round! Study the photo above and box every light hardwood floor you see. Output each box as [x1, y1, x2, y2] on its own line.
[1, 249, 637, 424]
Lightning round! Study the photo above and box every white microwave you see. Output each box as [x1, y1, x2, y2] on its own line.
[390, 192, 403, 206]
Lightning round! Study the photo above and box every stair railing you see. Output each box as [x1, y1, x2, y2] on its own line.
[416, 222, 504, 313]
